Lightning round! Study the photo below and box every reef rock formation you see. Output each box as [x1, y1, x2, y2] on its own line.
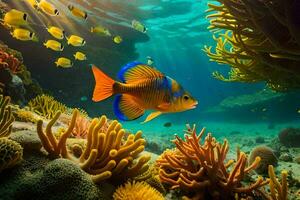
[203, 0, 300, 91]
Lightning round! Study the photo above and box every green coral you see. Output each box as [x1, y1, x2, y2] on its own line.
[0, 137, 23, 172]
[28, 94, 67, 119]
[0, 95, 14, 137]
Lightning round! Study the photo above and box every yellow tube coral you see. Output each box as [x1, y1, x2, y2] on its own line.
[37, 109, 150, 183]
[203, 0, 300, 91]
[268, 165, 288, 200]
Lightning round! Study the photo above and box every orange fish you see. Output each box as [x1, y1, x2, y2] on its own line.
[91, 62, 198, 123]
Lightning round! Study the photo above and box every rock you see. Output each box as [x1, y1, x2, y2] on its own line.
[9, 130, 41, 152]
[255, 136, 265, 144]
[0, 156, 112, 200]
[279, 152, 293, 162]
[278, 127, 300, 147]
[295, 155, 300, 164]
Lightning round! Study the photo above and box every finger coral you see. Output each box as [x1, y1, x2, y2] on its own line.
[157, 124, 268, 199]
[28, 94, 67, 119]
[113, 181, 164, 200]
[37, 109, 150, 183]
[203, 0, 300, 91]
[268, 165, 288, 200]
[0, 95, 14, 137]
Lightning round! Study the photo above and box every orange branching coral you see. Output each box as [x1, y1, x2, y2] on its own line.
[113, 181, 164, 200]
[0, 50, 22, 74]
[268, 165, 288, 200]
[157, 124, 268, 199]
[71, 113, 90, 139]
[203, 0, 300, 91]
[37, 109, 150, 183]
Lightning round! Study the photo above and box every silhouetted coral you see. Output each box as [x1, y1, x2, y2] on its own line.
[28, 94, 67, 119]
[249, 146, 278, 174]
[113, 181, 164, 200]
[157, 124, 268, 199]
[37, 109, 150, 183]
[278, 127, 300, 147]
[203, 0, 300, 91]
[0, 95, 14, 137]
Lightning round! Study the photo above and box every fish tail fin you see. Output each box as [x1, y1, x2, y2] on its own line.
[90, 27, 94, 33]
[91, 64, 115, 102]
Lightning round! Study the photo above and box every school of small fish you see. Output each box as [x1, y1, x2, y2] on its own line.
[0, 0, 148, 68]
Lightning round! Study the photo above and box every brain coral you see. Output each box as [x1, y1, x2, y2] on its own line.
[113, 181, 164, 200]
[249, 146, 278, 174]
[0, 137, 23, 172]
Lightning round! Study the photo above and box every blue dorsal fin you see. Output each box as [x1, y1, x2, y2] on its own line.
[117, 61, 143, 83]
[117, 61, 164, 83]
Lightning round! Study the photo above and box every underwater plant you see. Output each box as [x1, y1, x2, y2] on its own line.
[157, 124, 268, 199]
[37, 109, 150, 183]
[203, 0, 300, 91]
[28, 94, 67, 119]
[113, 181, 164, 200]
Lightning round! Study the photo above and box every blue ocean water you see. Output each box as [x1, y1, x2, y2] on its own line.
[1, 0, 300, 140]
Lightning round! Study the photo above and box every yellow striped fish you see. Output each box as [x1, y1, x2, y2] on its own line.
[91, 62, 198, 123]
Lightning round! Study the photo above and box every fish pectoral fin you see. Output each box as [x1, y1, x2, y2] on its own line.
[157, 102, 170, 110]
[114, 94, 144, 121]
[141, 111, 162, 124]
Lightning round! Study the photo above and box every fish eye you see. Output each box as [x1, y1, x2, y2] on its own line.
[55, 9, 59, 15]
[62, 30, 65, 35]
[29, 32, 33, 37]
[183, 95, 189, 101]
[68, 5, 73, 10]
[23, 14, 28, 21]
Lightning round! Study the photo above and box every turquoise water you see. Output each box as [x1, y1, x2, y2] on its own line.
[1, 0, 300, 138]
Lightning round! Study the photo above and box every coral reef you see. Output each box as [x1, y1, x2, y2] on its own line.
[0, 95, 14, 137]
[278, 127, 300, 147]
[0, 42, 43, 104]
[113, 181, 164, 200]
[28, 94, 67, 119]
[0, 49, 22, 74]
[249, 146, 278, 174]
[0, 137, 23, 172]
[37, 109, 150, 183]
[157, 124, 268, 199]
[203, 0, 300, 91]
